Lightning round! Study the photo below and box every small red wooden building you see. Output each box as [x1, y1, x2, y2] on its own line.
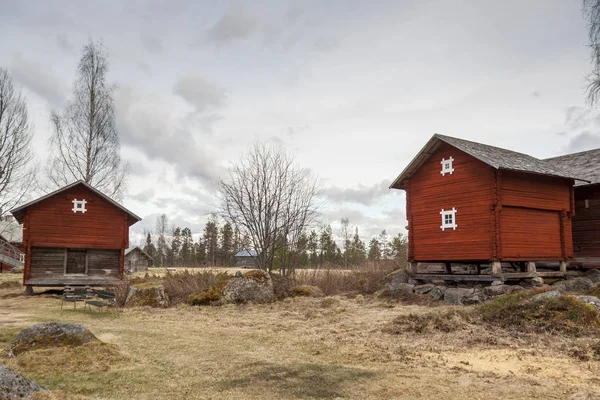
[547, 149, 600, 267]
[390, 134, 587, 278]
[10, 181, 141, 289]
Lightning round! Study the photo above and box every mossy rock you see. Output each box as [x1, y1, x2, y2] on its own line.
[5, 322, 98, 357]
[222, 270, 274, 304]
[290, 285, 324, 298]
[186, 273, 232, 306]
[125, 284, 169, 308]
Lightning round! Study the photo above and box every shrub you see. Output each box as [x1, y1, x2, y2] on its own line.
[186, 273, 232, 306]
[163, 270, 225, 306]
[478, 291, 600, 335]
[270, 273, 294, 300]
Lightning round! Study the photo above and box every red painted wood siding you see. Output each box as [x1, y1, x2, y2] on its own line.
[26, 185, 128, 249]
[499, 171, 573, 260]
[500, 171, 572, 211]
[500, 208, 562, 259]
[572, 185, 600, 258]
[408, 143, 494, 261]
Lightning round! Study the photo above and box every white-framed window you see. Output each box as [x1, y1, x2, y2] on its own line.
[440, 157, 454, 176]
[71, 199, 87, 214]
[19, 254, 25, 263]
[440, 208, 457, 231]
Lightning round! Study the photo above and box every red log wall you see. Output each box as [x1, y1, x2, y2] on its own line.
[408, 143, 494, 261]
[572, 184, 600, 258]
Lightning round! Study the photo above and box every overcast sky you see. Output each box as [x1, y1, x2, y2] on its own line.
[1, 0, 599, 244]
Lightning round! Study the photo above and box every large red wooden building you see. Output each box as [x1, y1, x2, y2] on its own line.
[548, 149, 600, 267]
[390, 134, 587, 277]
[10, 181, 141, 289]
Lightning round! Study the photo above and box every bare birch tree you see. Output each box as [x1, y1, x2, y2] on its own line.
[584, 0, 600, 104]
[219, 143, 319, 275]
[0, 68, 35, 219]
[47, 39, 128, 200]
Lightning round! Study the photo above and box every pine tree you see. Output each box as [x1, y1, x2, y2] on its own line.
[194, 239, 206, 266]
[379, 230, 390, 259]
[349, 227, 366, 266]
[142, 232, 157, 262]
[220, 222, 234, 266]
[170, 227, 182, 267]
[180, 227, 193, 266]
[203, 220, 219, 266]
[368, 237, 381, 261]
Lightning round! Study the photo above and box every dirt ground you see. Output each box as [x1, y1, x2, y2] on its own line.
[1, 274, 599, 400]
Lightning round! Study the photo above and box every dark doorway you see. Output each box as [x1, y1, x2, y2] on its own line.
[66, 249, 87, 274]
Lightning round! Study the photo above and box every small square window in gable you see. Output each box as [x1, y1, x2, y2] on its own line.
[440, 208, 457, 231]
[71, 199, 87, 214]
[440, 156, 454, 176]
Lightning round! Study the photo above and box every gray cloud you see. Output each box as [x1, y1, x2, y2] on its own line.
[173, 74, 227, 113]
[10, 56, 66, 106]
[141, 35, 162, 54]
[128, 188, 156, 203]
[116, 87, 225, 187]
[565, 132, 600, 153]
[56, 33, 73, 53]
[557, 107, 600, 153]
[206, 8, 256, 44]
[321, 179, 394, 206]
[314, 35, 340, 53]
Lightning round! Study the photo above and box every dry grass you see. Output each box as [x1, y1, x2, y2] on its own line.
[0, 282, 599, 399]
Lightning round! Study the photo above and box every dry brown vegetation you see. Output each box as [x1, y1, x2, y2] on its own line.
[1, 272, 600, 399]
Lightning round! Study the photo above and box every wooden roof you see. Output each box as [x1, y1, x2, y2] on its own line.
[390, 134, 589, 190]
[545, 148, 600, 187]
[10, 180, 141, 225]
[125, 246, 153, 260]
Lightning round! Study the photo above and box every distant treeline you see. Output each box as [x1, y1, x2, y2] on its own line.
[142, 214, 407, 270]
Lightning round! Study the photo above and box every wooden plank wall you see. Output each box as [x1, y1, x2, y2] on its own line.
[499, 171, 574, 260]
[29, 247, 121, 279]
[572, 185, 600, 258]
[408, 143, 494, 261]
[26, 185, 127, 249]
[88, 249, 120, 275]
[29, 247, 65, 278]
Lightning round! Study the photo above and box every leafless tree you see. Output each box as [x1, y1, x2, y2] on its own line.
[584, 0, 600, 104]
[0, 68, 35, 221]
[340, 218, 351, 268]
[47, 39, 128, 200]
[219, 143, 320, 275]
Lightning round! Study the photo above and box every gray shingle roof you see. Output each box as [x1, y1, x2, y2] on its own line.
[545, 148, 600, 187]
[390, 134, 588, 190]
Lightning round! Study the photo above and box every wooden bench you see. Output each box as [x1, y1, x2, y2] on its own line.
[61, 287, 93, 310]
[84, 290, 116, 312]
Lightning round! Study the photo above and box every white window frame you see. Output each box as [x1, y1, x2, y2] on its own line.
[19, 253, 25, 263]
[440, 157, 454, 176]
[440, 208, 457, 231]
[71, 199, 87, 214]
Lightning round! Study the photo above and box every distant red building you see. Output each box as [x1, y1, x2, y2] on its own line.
[390, 134, 587, 275]
[10, 181, 141, 288]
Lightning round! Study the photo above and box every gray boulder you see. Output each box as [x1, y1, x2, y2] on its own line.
[552, 277, 595, 292]
[6, 322, 98, 357]
[9, 266, 23, 274]
[584, 269, 600, 283]
[383, 270, 409, 294]
[428, 286, 447, 301]
[462, 289, 487, 305]
[221, 270, 274, 304]
[0, 364, 46, 399]
[484, 284, 511, 297]
[531, 291, 563, 302]
[414, 284, 435, 295]
[444, 288, 474, 305]
[125, 284, 169, 307]
[575, 295, 600, 312]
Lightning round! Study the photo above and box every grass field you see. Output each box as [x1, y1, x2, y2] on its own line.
[1, 273, 599, 399]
